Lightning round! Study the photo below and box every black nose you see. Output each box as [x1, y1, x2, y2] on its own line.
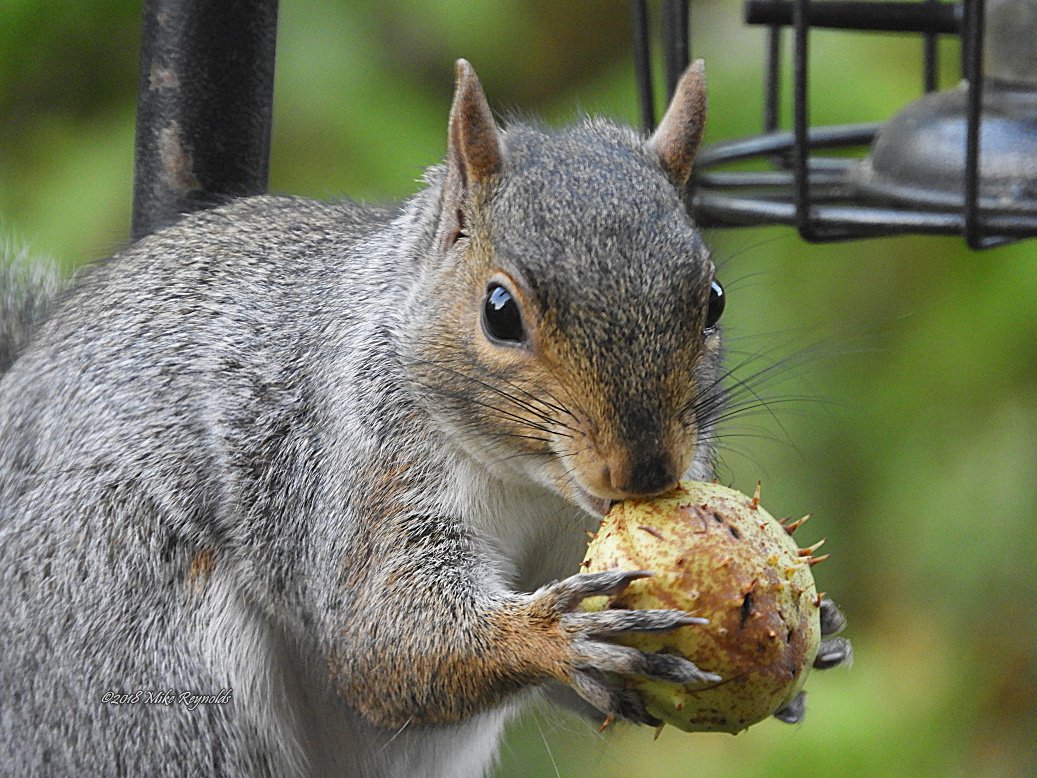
[611, 451, 678, 497]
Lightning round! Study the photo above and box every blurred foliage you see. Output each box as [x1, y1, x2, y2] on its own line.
[1, 1, 1034, 776]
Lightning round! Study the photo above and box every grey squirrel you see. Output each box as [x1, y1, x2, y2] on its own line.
[0, 60, 850, 777]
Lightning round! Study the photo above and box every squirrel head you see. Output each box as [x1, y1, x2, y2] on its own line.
[404, 59, 723, 516]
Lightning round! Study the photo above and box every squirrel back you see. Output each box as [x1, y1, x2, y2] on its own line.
[0, 60, 724, 777]
[0, 244, 63, 374]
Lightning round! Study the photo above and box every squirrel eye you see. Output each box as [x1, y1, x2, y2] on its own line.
[482, 284, 526, 344]
[704, 279, 725, 331]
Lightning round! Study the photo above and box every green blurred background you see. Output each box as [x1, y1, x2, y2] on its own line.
[1, 1, 1034, 775]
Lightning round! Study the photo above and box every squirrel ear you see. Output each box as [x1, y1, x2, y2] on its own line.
[448, 59, 503, 187]
[649, 59, 707, 187]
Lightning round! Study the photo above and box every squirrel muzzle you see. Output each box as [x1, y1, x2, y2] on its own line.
[574, 414, 695, 503]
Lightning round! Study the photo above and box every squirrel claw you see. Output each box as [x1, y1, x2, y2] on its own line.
[604, 683, 661, 728]
[538, 570, 651, 611]
[770, 598, 850, 727]
[539, 571, 715, 725]
[814, 637, 853, 670]
[566, 607, 706, 638]
[572, 668, 658, 726]
[819, 597, 847, 636]
[773, 690, 807, 724]
[814, 596, 853, 670]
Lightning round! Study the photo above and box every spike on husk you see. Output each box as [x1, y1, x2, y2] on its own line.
[798, 538, 827, 557]
[782, 514, 812, 535]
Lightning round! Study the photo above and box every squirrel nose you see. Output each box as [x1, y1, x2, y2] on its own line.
[607, 450, 679, 498]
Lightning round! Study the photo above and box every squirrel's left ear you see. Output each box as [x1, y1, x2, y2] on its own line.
[649, 59, 707, 187]
[448, 59, 503, 188]
[439, 60, 503, 250]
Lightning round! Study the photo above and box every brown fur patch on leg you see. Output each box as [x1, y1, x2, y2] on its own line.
[332, 594, 576, 729]
[186, 548, 216, 595]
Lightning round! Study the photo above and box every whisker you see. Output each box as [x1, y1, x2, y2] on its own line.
[408, 376, 574, 440]
[399, 348, 579, 437]
[418, 337, 578, 425]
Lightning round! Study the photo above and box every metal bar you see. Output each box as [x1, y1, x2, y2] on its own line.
[960, 0, 972, 78]
[696, 193, 960, 231]
[663, 0, 691, 101]
[764, 24, 782, 133]
[696, 123, 881, 166]
[923, 0, 940, 92]
[693, 192, 1037, 240]
[792, 0, 814, 239]
[132, 0, 279, 240]
[963, 0, 987, 248]
[631, 0, 656, 132]
[697, 168, 854, 189]
[744, 0, 960, 33]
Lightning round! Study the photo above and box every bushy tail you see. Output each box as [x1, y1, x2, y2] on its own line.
[0, 244, 63, 375]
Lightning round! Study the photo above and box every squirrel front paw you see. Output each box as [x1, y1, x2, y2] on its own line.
[772, 596, 854, 724]
[525, 570, 720, 726]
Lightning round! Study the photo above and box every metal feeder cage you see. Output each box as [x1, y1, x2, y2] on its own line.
[632, 0, 1037, 249]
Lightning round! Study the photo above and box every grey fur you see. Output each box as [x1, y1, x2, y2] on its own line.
[0, 109, 726, 775]
[0, 244, 63, 374]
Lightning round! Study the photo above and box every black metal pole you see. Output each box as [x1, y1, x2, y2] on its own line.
[663, 0, 690, 102]
[792, 0, 814, 240]
[631, 0, 656, 133]
[131, 0, 279, 241]
[923, 0, 940, 92]
[744, 0, 960, 33]
[764, 24, 782, 133]
[963, 0, 987, 248]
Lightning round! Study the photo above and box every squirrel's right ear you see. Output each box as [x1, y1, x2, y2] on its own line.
[649, 59, 707, 187]
[447, 59, 503, 188]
